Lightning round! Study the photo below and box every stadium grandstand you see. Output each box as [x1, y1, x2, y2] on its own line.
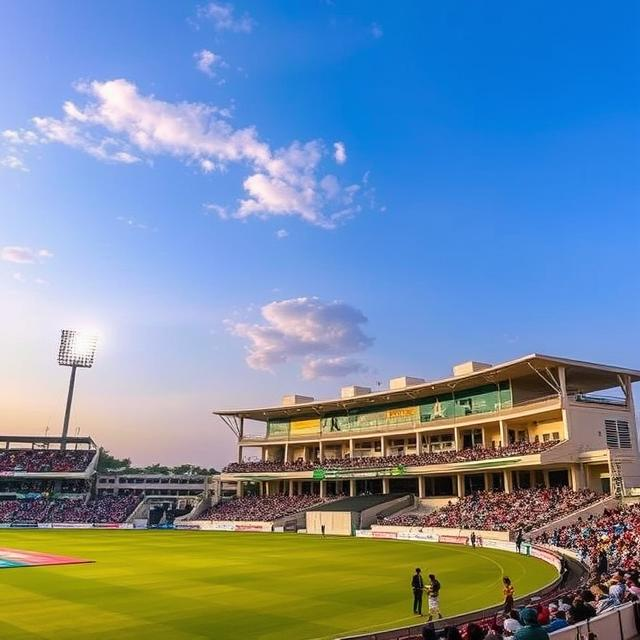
[0, 435, 208, 527]
[211, 354, 640, 536]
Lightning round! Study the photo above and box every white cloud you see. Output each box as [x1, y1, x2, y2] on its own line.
[12, 272, 26, 283]
[1, 246, 54, 264]
[228, 296, 372, 378]
[194, 49, 226, 77]
[333, 141, 347, 165]
[371, 23, 383, 39]
[2, 129, 39, 145]
[275, 229, 288, 239]
[9, 79, 369, 228]
[302, 356, 368, 380]
[0, 155, 28, 171]
[198, 2, 255, 33]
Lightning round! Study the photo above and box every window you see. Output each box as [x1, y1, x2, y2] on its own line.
[542, 433, 550, 442]
[552, 432, 560, 440]
[605, 420, 632, 449]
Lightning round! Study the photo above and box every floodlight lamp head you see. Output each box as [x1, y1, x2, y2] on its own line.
[58, 329, 98, 368]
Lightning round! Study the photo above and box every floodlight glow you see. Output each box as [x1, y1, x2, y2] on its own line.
[58, 330, 98, 368]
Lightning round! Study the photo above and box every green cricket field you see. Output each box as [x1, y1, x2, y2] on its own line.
[0, 530, 557, 640]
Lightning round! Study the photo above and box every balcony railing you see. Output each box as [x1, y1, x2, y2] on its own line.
[571, 393, 627, 407]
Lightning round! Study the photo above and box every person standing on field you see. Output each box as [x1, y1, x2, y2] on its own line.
[503, 576, 515, 613]
[412, 567, 425, 615]
[470, 531, 476, 548]
[427, 574, 443, 622]
[516, 529, 524, 553]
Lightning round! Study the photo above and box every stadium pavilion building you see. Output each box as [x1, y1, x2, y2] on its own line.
[215, 354, 640, 503]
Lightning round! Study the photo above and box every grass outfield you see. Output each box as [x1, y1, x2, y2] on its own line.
[0, 530, 557, 640]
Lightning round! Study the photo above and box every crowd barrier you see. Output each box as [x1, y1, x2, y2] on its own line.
[175, 520, 273, 532]
[549, 601, 639, 639]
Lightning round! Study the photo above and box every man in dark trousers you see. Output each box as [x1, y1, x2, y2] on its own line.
[470, 531, 476, 548]
[412, 567, 424, 615]
[515, 529, 524, 553]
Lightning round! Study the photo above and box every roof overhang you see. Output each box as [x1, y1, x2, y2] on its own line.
[213, 353, 640, 423]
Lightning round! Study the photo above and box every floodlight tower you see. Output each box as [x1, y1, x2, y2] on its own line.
[58, 329, 98, 450]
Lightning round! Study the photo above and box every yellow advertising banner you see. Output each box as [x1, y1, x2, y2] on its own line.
[386, 406, 418, 420]
[290, 418, 321, 434]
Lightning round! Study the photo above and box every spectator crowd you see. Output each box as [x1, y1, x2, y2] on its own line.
[383, 487, 601, 532]
[0, 494, 140, 523]
[537, 503, 640, 571]
[223, 441, 560, 474]
[197, 494, 334, 522]
[0, 449, 95, 473]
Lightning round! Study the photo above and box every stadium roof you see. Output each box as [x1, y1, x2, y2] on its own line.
[213, 353, 640, 422]
[0, 434, 96, 448]
[307, 494, 408, 513]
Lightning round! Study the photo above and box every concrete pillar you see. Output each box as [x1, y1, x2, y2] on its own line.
[284, 442, 289, 462]
[456, 474, 464, 498]
[259, 483, 264, 496]
[416, 432, 423, 454]
[570, 464, 585, 490]
[319, 481, 326, 498]
[380, 435, 385, 456]
[236, 481, 243, 497]
[318, 441, 324, 462]
[382, 477, 390, 494]
[349, 439, 354, 457]
[499, 420, 508, 448]
[484, 472, 490, 492]
[504, 471, 512, 494]
[454, 428, 460, 451]
[237, 445, 243, 464]
[297, 480, 303, 495]
[418, 476, 425, 499]
[349, 479, 356, 497]
[288, 479, 294, 496]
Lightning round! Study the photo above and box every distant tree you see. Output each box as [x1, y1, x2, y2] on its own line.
[96, 449, 218, 475]
[142, 463, 171, 474]
[171, 464, 218, 475]
[96, 448, 132, 472]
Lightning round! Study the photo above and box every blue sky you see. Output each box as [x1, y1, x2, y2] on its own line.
[1, 1, 638, 468]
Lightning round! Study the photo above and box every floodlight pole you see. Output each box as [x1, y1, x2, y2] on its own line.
[60, 365, 77, 451]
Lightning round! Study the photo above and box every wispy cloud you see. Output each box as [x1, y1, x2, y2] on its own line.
[370, 22, 383, 39]
[1, 246, 54, 264]
[0, 155, 29, 171]
[203, 203, 229, 220]
[198, 2, 255, 33]
[275, 228, 288, 239]
[194, 49, 227, 78]
[227, 296, 373, 379]
[116, 216, 156, 231]
[7, 79, 370, 228]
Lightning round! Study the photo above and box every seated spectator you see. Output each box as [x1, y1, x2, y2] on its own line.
[0, 448, 94, 473]
[222, 440, 562, 474]
[514, 607, 549, 639]
[383, 487, 600, 533]
[196, 494, 336, 522]
[543, 606, 568, 633]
